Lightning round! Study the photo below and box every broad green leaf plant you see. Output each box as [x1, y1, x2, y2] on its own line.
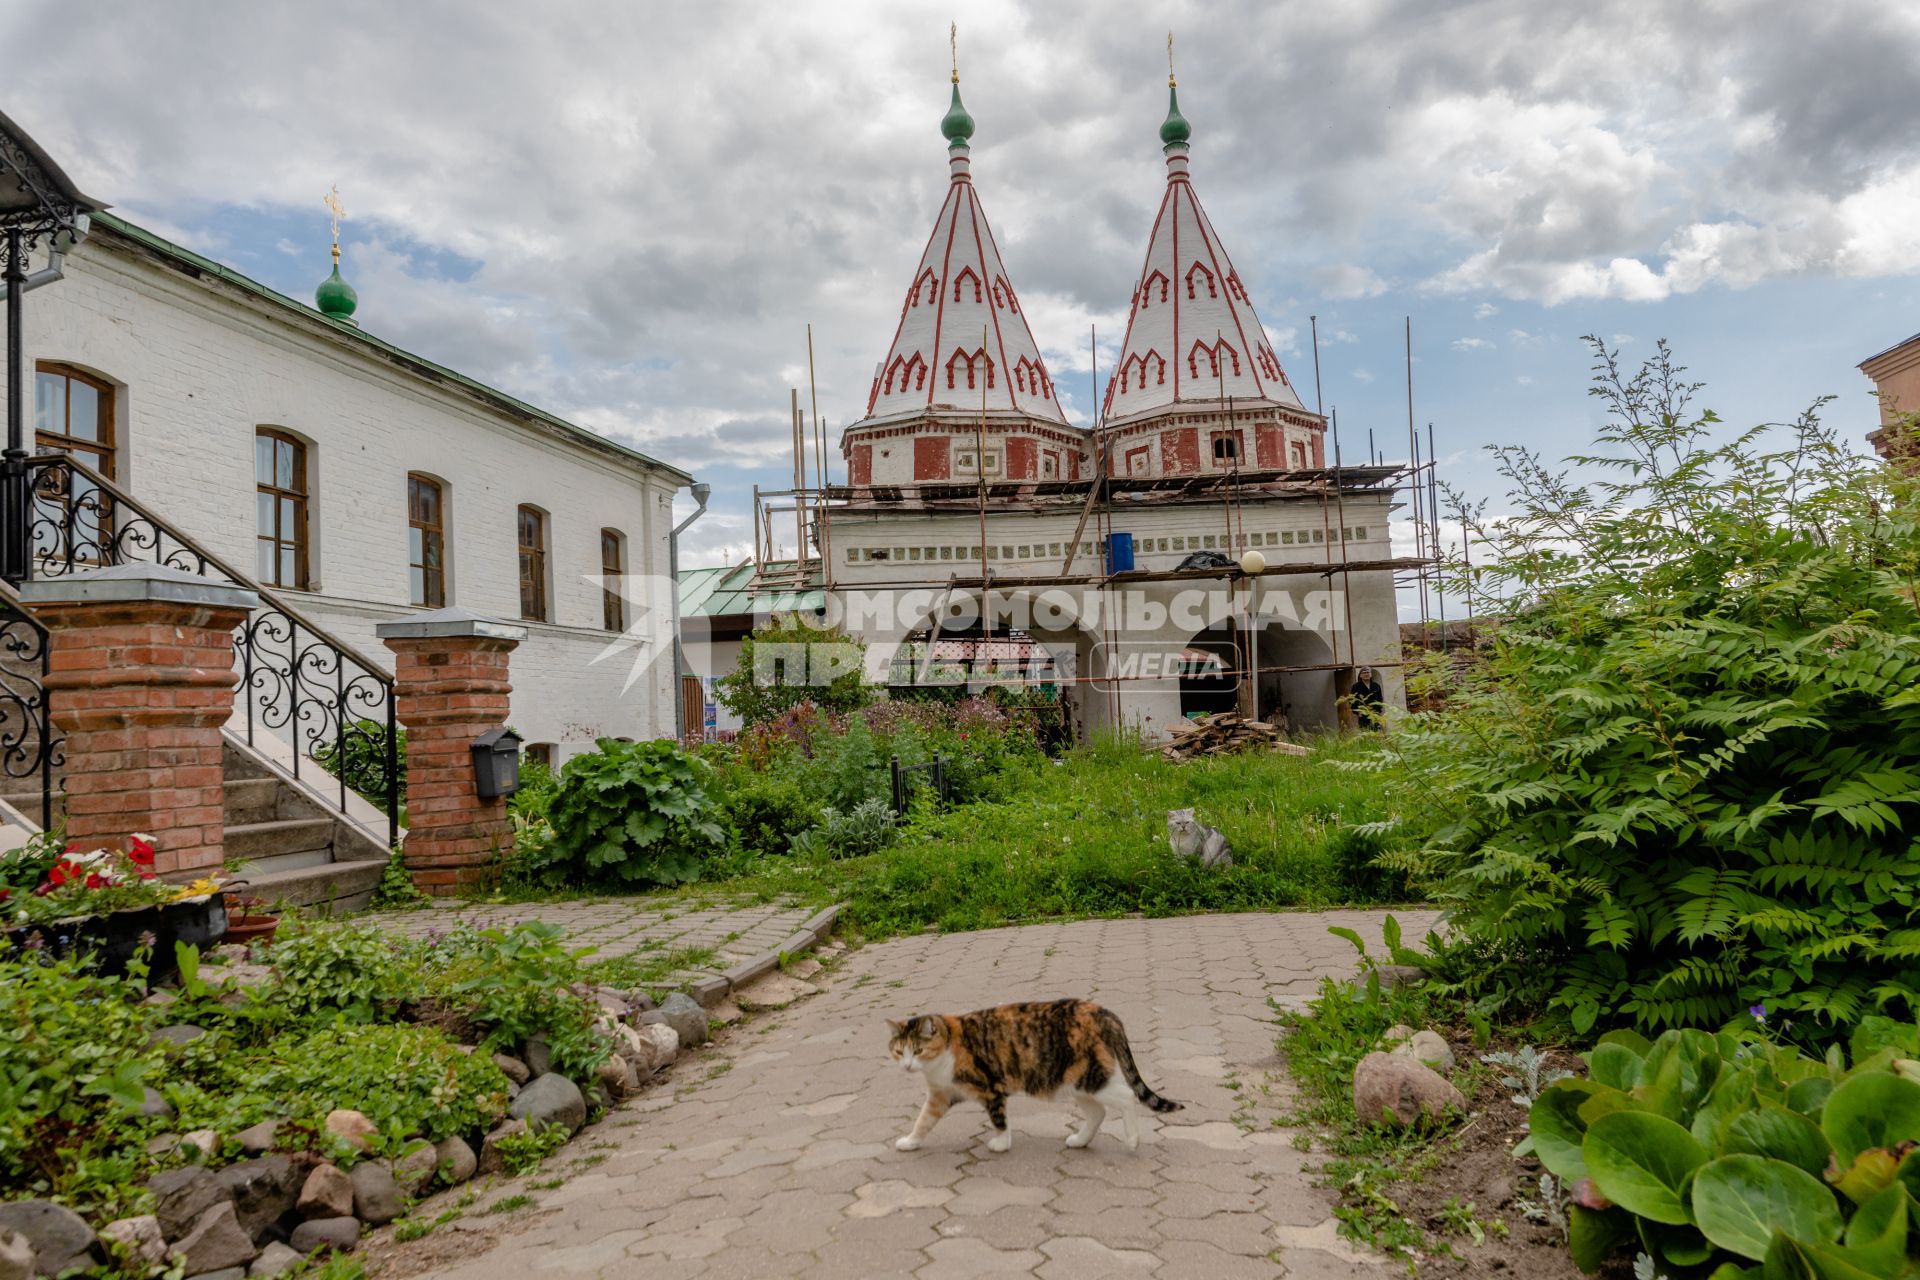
[1530, 1019, 1920, 1276]
[535, 738, 727, 887]
[1378, 338, 1920, 1043]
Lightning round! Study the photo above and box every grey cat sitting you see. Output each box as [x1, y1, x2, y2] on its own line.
[1166, 808, 1233, 868]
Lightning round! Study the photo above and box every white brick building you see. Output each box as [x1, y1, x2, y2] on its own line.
[4, 213, 691, 763]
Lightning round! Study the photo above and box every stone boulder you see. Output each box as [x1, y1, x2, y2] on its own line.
[216, 1156, 301, 1241]
[348, 1162, 404, 1227]
[180, 1129, 221, 1162]
[296, 1165, 353, 1221]
[734, 972, 817, 1012]
[323, 1109, 376, 1152]
[234, 1120, 281, 1155]
[478, 1120, 528, 1176]
[0, 1203, 95, 1277]
[249, 1241, 303, 1278]
[287, 1218, 358, 1255]
[1353, 1051, 1465, 1128]
[522, 1037, 552, 1078]
[434, 1135, 477, 1186]
[635, 1022, 680, 1069]
[646, 992, 709, 1048]
[0, 1231, 32, 1280]
[509, 1072, 587, 1135]
[149, 1166, 232, 1241]
[149, 1024, 207, 1051]
[101, 1215, 167, 1270]
[1389, 1029, 1457, 1075]
[138, 1087, 174, 1120]
[393, 1139, 439, 1196]
[491, 1053, 531, 1085]
[173, 1202, 258, 1275]
[593, 1055, 637, 1100]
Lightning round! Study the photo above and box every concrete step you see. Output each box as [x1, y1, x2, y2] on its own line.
[0, 789, 66, 826]
[224, 817, 334, 866]
[242, 858, 385, 913]
[222, 777, 283, 826]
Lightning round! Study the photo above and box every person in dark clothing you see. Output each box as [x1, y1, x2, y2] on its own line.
[1349, 666, 1384, 729]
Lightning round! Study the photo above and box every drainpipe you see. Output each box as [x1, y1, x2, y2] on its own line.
[669, 481, 712, 740]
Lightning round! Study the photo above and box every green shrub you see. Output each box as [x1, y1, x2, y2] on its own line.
[270, 919, 412, 1021]
[714, 615, 870, 727]
[1529, 1019, 1920, 1275]
[1385, 340, 1920, 1043]
[0, 953, 161, 1198]
[438, 922, 612, 1079]
[509, 752, 562, 822]
[535, 738, 726, 887]
[176, 1022, 509, 1158]
[312, 717, 405, 809]
[721, 774, 821, 855]
[791, 797, 896, 859]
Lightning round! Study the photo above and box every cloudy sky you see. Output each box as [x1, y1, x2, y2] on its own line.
[8, 0, 1917, 599]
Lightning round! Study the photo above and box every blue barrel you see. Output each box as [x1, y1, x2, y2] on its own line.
[1106, 531, 1135, 573]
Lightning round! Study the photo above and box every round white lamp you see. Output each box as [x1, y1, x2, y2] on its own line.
[1239, 549, 1266, 576]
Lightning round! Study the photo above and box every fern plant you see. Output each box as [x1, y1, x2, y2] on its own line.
[1383, 338, 1920, 1046]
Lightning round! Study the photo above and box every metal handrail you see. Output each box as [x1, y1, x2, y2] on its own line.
[0, 572, 57, 830]
[25, 453, 395, 677]
[25, 452, 400, 848]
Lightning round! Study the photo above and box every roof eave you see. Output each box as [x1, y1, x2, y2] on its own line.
[89, 212, 694, 486]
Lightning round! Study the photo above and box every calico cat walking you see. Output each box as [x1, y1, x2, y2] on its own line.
[886, 999, 1183, 1153]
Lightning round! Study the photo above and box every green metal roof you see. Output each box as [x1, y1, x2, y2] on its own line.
[89, 211, 692, 483]
[679, 559, 824, 619]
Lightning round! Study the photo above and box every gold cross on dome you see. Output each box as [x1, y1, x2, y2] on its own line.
[950, 22, 959, 83]
[1168, 31, 1176, 87]
[323, 184, 346, 262]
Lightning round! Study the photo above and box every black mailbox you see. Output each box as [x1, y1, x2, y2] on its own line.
[471, 727, 522, 799]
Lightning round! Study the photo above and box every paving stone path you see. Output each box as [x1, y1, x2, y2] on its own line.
[385, 909, 1439, 1280]
[364, 898, 815, 990]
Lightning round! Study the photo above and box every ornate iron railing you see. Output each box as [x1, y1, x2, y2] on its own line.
[25, 453, 399, 846]
[0, 575, 58, 830]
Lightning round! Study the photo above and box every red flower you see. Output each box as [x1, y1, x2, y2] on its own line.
[44, 860, 75, 888]
[128, 836, 156, 868]
[84, 872, 108, 890]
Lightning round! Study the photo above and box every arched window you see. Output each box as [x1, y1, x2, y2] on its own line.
[255, 428, 310, 589]
[407, 474, 446, 607]
[34, 363, 117, 478]
[601, 528, 626, 632]
[517, 504, 549, 622]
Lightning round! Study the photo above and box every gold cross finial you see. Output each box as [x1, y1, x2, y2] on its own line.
[950, 22, 959, 84]
[1168, 31, 1176, 87]
[323, 184, 346, 264]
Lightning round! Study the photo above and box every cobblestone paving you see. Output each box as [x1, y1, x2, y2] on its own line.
[392, 909, 1440, 1279]
[362, 898, 815, 989]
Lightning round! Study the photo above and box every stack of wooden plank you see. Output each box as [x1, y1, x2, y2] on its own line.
[1158, 713, 1312, 761]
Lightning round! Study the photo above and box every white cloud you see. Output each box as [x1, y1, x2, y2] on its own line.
[1352, 367, 1375, 383]
[1311, 263, 1389, 299]
[1507, 328, 1541, 345]
[1452, 336, 1494, 351]
[1473, 302, 1499, 320]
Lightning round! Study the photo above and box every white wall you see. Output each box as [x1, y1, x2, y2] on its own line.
[822, 490, 1403, 739]
[4, 233, 686, 757]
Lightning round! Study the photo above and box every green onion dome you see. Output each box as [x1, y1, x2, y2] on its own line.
[315, 264, 358, 320]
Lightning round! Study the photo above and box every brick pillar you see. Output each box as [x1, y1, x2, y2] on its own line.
[376, 607, 527, 895]
[21, 564, 259, 879]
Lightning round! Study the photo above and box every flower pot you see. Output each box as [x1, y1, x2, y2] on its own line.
[2, 896, 227, 979]
[222, 914, 279, 947]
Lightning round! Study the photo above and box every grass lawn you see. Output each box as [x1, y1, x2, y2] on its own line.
[544, 733, 1411, 941]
